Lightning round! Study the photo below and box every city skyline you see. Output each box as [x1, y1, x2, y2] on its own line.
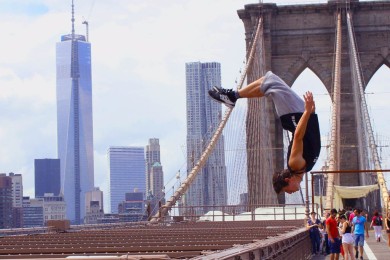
[0, 0, 390, 214]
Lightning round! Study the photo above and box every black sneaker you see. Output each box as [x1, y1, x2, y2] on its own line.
[355, 251, 359, 259]
[208, 87, 237, 108]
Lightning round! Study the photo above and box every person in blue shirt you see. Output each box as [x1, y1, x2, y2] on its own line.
[352, 209, 369, 260]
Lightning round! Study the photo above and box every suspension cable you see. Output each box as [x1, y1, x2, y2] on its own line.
[346, 11, 389, 210]
[325, 9, 342, 210]
[150, 17, 265, 222]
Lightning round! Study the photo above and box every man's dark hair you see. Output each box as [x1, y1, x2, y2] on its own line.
[272, 169, 291, 194]
[330, 208, 338, 214]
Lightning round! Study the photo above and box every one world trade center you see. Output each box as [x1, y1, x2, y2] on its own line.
[56, 1, 94, 224]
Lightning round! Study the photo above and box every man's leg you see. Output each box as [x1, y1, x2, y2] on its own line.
[208, 76, 265, 108]
[359, 245, 364, 259]
[238, 78, 265, 98]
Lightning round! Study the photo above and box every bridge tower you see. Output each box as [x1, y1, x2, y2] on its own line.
[238, 0, 390, 208]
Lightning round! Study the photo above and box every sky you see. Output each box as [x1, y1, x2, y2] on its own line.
[0, 0, 389, 212]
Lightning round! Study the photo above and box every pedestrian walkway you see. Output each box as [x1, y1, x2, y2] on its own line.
[311, 230, 389, 260]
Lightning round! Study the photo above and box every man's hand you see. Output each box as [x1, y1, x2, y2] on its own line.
[303, 91, 316, 114]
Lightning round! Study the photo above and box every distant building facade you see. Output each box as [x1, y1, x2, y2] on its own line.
[22, 197, 44, 228]
[56, 7, 94, 223]
[145, 138, 162, 197]
[185, 62, 228, 213]
[34, 159, 61, 197]
[36, 193, 66, 225]
[118, 191, 146, 222]
[9, 173, 23, 227]
[0, 174, 12, 229]
[84, 201, 104, 224]
[108, 147, 146, 213]
[84, 187, 104, 224]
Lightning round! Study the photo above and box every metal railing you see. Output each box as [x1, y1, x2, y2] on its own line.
[157, 203, 318, 223]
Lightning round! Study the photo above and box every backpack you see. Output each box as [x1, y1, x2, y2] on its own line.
[374, 216, 382, 226]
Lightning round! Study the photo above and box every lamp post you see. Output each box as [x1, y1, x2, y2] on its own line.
[305, 172, 310, 220]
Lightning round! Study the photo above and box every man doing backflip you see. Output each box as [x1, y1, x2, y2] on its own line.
[208, 71, 321, 194]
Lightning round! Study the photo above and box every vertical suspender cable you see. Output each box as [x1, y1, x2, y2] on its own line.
[346, 11, 389, 210]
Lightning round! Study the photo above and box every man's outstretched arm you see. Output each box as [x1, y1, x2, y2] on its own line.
[288, 91, 316, 171]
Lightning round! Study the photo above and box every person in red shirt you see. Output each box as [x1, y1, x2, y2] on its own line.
[370, 210, 383, 242]
[348, 209, 356, 222]
[326, 208, 341, 260]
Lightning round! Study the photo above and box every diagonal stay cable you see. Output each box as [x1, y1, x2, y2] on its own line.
[151, 17, 264, 221]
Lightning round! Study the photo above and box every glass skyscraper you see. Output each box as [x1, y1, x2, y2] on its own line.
[34, 159, 61, 197]
[56, 6, 94, 223]
[185, 62, 228, 213]
[108, 147, 146, 214]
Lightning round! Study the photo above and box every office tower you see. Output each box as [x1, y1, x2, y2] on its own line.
[108, 147, 146, 214]
[150, 163, 164, 201]
[145, 138, 162, 197]
[185, 62, 228, 212]
[34, 159, 61, 197]
[0, 174, 12, 228]
[8, 173, 23, 228]
[8, 173, 23, 208]
[22, 197, 44, 228]
[56, 2, 94, 223]
[84, 188, 104, 225]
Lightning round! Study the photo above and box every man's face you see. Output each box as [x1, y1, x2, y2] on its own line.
[282, 177, 301, 194]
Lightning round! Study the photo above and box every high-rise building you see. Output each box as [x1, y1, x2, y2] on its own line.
[185, 62, 228, 213]
[56, 2, 94, 223]
[0, 174, 12, 229]
[145, 138, 162, 197]
[34, 159, 61, 197]
[150, 162, 164, 201]
[9, 173, 23, 228]
[108, 147, 146, 213]
[9, 173, 23, 208]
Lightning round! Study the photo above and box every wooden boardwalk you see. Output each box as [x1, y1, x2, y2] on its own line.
[312, 230, 390, 260]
